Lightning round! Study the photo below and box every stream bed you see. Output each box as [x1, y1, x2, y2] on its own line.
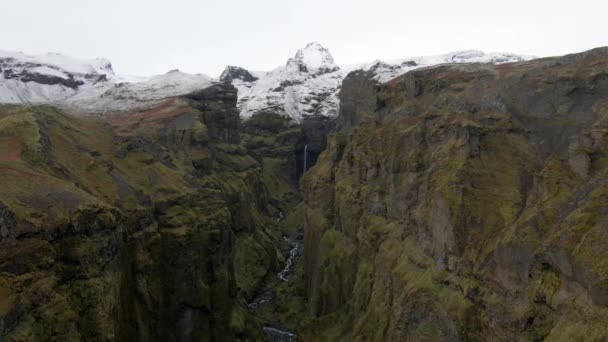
[248, 236, 302, 341]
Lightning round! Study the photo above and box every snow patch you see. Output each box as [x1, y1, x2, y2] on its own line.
[61, 71, 215, 113]
[0, 50, 112, 76]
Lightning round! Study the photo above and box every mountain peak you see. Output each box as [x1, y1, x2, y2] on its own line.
[288, 42, 338, 73]
[220, 65, 258, 83]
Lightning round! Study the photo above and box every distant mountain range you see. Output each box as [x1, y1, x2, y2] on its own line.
[0, 43, 533, 119]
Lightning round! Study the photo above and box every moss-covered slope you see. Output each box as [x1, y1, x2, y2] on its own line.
[301, 47, 608, 341]
[0, 84, 282, 341]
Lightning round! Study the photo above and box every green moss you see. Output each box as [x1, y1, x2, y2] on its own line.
[0, 99, 291, 341]
[0, 285, 16, 316]
[261, 157, 297, 206]
[0, 108, 42, 163]
[233, 234, 273, 299]
[300, 64, 608, 340]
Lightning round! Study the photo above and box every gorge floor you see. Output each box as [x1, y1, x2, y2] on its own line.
[248, 214, 306, 342]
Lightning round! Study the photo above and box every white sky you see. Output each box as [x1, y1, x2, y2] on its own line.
[2, 0, 607, 77]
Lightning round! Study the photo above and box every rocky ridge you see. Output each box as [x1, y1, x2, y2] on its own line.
[1, 44, 531, 120]
[226, 42, 533, 121]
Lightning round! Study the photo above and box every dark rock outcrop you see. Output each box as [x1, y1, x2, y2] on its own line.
[332, 69, 379, 132]
[295, 115, 332, 179]
[185, 83, 240, 144]
[220, 66, 258, 83]
[3, 68, 84, 89]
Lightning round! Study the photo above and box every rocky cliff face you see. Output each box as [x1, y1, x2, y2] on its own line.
[0, 83, 285, 341]
[301, 47, 608, 341]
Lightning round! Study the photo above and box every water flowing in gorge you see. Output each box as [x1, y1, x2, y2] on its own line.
[248, 229, 303, 341]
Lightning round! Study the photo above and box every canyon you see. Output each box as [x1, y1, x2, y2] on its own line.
[0, 44, 607, 341]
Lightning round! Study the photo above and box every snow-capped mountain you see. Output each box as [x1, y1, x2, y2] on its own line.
[0, 50, 113, 103]
[224, 42, 534, 121]
[224, 43, 344, 121]
[0, 44, 533, 118]
[0, 50, 215, 112]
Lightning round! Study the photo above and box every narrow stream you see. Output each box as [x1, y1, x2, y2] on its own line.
[277, 237, 302, 282]
[260, 145, 307, 341]
[262, 326, 296, 342]
[248, 233, 302, 341]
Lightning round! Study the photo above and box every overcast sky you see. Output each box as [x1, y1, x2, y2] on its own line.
[2, 0, 607, 77]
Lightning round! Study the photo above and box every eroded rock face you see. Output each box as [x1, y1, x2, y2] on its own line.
[0, 83, 279, 341]
[332, 69, 379, 132]
[296, 115, 332, 179]
[301, 47, 608, 340]
[185, 83, 240, 144]
[241, 111, 333, 189]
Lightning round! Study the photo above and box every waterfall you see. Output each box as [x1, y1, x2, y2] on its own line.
[303, 144, 308, 174]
